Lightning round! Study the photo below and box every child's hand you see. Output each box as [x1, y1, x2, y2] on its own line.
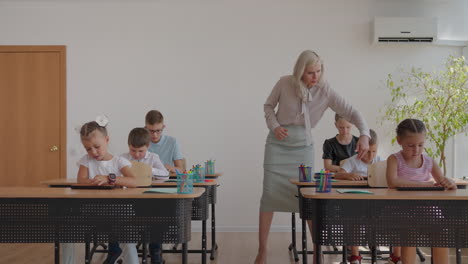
[437, 177, 457, 190]
[274, 126, 288, 140]
[91, 175, 108, 186]
[347, 173, 365, 181]
[165, 164, 176, 173]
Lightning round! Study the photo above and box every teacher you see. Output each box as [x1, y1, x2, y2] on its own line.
[255, 50, 370, 264]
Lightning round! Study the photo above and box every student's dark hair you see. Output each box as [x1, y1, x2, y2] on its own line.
[369, 129, 377, 145]
[396, 119, 426, 138]
[80, 121, 108, 139]
[128, 127, 151, 148]
[145, 110, 164, 125]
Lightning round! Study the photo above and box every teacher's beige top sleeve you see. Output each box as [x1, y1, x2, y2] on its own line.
[264, 75, 370, 138]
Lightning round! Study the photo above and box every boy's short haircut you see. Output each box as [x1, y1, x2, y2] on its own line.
[145, 110, 164, 125]
[128, 127, 151, 148]
[335, 113, 349, 122]
[369, 129, 377, 145]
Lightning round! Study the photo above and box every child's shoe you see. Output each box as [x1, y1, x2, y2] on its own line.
[102, 247, 122, 264]
[347, 255, 362, 264]
[388, 254, 402, 264]
[150, 247, 165, 264]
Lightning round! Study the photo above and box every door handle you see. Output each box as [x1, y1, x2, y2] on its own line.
[50, 145, 59, 152]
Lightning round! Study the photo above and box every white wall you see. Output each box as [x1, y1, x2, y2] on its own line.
[0, 0, 466, 231]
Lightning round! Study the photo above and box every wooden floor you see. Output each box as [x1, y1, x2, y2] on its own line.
[0, 232, 466, 263]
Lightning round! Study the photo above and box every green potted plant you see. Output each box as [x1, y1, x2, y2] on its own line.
[381, 55, 468, 176]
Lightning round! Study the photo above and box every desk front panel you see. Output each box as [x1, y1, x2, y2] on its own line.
[301, 198, 468, 248]
[0, 198, 192, 244]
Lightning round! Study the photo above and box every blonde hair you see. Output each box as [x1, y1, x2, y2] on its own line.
[292, 50, 325, 102]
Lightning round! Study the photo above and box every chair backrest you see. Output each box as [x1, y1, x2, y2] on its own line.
[367, 160, 388, 187]
[130, 161, 153, 187]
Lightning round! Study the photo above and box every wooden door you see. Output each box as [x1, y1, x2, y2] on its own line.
[0, 46, 66, 186]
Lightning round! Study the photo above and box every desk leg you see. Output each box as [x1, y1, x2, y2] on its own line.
[342, 246, 347, 264]
[302, 219, 307, 264]
[142, 243, 147, 264]
[288, 212, 299, 262]
[182, 242, 188, 264]
[55, 242, 60, 264]
[210, 203, 218, 260]
[202, 219, 207, 264]
[371, 246, 377, 264]
[85, 241, 90, 264]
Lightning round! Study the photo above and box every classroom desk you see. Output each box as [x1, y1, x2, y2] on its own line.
[299, 188, 468, 264]
[289, 178, 468, 263]
[287, 179, 369, 262]
[151, 180, 220, 262]
[0, 187, 204, 264]
[41, 178, 220, 262]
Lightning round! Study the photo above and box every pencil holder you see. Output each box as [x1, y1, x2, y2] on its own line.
[177, 172, 194, 194]
[205, 160, 215, 175]
[315, 173, 332, 193]
[192, 166, 205, 183]
[298, 166, 312, 182]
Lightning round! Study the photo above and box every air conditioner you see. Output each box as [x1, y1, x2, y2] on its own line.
[373, 17, 438, 44]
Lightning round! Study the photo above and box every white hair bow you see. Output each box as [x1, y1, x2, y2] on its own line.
[95, 114, 109, 127]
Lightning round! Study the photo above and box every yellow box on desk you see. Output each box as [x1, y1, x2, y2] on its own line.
[130, 161, 152, 187]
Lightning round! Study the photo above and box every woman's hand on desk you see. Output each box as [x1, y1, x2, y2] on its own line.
[274, 126, 288, 140]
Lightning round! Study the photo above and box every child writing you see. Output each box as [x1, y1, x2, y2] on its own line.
[333, 129, 382, 263]
[335, 129, 382, 181]
[62, 120, 139, 264]
[386, 118, 456, 264]
[145, 110, 184, 173]
[121, 127, 169, 180]
[118, 127, 168, 264]
[323, 114, 360, 172]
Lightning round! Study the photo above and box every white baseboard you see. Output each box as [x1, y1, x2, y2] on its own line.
[190, 225, 302, 233]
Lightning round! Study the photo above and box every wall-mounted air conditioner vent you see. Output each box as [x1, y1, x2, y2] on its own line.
[374, 17, 437, 44]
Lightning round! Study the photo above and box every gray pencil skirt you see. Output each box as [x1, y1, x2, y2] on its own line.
[260, 125, 314, 213]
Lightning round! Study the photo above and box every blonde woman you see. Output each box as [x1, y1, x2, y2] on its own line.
[256, 50, 370, 264]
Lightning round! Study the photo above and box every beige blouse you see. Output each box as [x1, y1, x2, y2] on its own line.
[264, 75, 370, 138]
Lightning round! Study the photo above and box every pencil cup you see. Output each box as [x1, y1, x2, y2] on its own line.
[177, 172, 194, 194]
[205, 160, 215, 175]
[298, 166, 312, 182]
[315, 174, 332, 193]
[193, 166, 205, 183]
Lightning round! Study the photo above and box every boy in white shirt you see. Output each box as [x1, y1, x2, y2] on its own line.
[335, 129, 382, 181]
[120, 127, 168, 264]
[121, 127, 169, 180]
[334, 129, 382, 264]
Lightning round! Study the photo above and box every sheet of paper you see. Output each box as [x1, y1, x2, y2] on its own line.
[143, 188, 178, 194]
